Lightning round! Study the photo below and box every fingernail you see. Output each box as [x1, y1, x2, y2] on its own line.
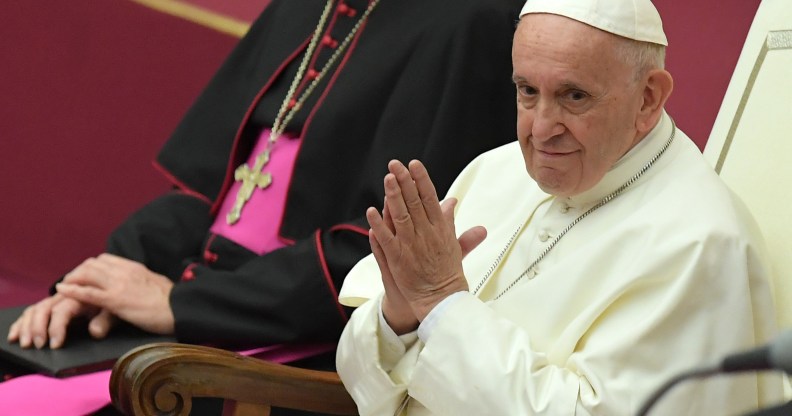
[20, 335, 30, 348]
[34, 336, 45, 349]
[50, 337, 61, 349]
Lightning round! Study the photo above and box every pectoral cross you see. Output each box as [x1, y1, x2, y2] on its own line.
[226, 150, 273, 224]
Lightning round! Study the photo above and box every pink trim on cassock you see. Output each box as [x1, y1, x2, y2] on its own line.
[152, 160, 214, 205]
[330, 223, 369, 236]
[0, 342, 335, 415]
[314, 231, 349, 322]
[209, 128, 301, 255]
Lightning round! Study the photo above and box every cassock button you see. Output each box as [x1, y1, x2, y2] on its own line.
[337, 3, 356, 17]
[538, 229, 550, 242]
[181, 268, 195, 281]
[204, 250, 218, 263]
[528, 268, 538, 280]
[306, 68, 319, 79]
[321, 35, 339, 48]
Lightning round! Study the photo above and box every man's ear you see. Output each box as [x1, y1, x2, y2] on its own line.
[636, 69, 674, 133]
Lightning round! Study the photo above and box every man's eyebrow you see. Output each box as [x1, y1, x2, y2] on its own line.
[511, 74, 527, 83]
[559, 82, 586, 91]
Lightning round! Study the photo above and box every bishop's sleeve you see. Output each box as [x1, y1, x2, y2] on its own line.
[104, 191, 213, 282]
[168, 221, 371, 347]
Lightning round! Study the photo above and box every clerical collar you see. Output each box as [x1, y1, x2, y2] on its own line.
[564, 111, 674, 207]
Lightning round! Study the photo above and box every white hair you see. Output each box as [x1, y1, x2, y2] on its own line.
[614, 37, 666, 81]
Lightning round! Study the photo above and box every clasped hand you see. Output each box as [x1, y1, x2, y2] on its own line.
[367, 160, 486, 334]
[7, 253, 175, 349]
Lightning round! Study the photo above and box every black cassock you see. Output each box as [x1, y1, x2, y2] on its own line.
[104, 0, 521, 356]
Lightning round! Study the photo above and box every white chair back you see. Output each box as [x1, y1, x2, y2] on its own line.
[703, 0, 792, 331]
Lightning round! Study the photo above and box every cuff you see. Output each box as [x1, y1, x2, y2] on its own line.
[378, 296, 418, 372]
[417, 291, 467, 343]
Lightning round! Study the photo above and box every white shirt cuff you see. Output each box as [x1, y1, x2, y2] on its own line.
[377, 296, 418, 372]
[417, 291, 467, 343]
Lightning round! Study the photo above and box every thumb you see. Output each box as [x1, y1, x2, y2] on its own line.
[88, 309, 116, 339]
[458, 226, 487, 258]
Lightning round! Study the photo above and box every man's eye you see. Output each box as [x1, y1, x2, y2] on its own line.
[567, 90, 588, 101]
[518, 85, 537, 96]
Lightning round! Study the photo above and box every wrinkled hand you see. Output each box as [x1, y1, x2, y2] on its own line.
[7, 293, 110, 349]
[370, 199, 419, 334]
[55, 253, 175, 335]
[367, 160, 486, 322]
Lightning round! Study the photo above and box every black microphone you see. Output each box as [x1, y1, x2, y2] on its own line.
[636, 330, 792, 416]
[721, 330, 792, 374]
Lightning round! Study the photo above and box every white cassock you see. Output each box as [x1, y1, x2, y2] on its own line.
[336, 112, 784, 415]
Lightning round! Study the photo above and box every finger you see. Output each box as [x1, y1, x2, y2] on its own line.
[383, 198, 395, 235]
[29, 301, 55, 349]
[7, 319, 19, 342]
[6, 303, 39, 344]
[56, 282, 107, 307]
[367, 204, 395, 240]
[96, 253, 146, 275]
[458, 226, 488, 258]
[47, 298, 84, 349]
[382, 172, 415, 239]
[369, 230, 397, 288]
[88, 309, 116, 339]
[408, 160, 443, 224]
[63, 258, 113, 289]
[389, 160, 431, 230]
[439, 197, 461, 244]
[15, 307, 34, 347]
[96, 253, 133, 266]
[440, 197, 459, 226]
[6, 300, 37, 341]
[369, 231, 390, 279]
[367, 205, 403, 255]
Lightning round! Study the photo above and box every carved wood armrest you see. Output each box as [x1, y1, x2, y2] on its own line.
[110, 342, 358, 416]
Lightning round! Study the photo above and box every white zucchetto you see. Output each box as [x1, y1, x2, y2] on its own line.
[520, 0, 668, 46]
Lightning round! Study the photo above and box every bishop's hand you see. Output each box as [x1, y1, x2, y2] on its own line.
[367, 160, 486, 323]
[7, 294, 108, 349]
[55, 254, 175, 335]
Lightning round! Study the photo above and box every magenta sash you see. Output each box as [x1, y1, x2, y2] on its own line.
[210, 128, 300, 255]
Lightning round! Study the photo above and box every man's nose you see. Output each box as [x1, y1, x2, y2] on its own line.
[531, 100, 565, 142]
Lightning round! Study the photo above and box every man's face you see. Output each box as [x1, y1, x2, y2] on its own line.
[512, 14, 645, 197]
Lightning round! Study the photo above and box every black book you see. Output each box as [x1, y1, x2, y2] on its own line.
[0, 305, 174, 378]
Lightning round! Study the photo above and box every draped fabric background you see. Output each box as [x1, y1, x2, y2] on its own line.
[0, 0, 761, 307]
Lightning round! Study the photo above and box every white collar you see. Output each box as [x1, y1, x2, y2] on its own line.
[564, 111, 673, 207]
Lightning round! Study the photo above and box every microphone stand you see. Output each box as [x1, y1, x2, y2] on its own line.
[635, 364, 720, 416]
[636, 364, 791, 416]
[742, 400, 792, 416]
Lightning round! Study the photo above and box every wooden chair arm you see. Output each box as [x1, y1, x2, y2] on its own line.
[110, 342, 358, 416]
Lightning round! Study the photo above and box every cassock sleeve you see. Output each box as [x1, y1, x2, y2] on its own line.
[103, 191, 213, 281]
[169, 222, 370, 347]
